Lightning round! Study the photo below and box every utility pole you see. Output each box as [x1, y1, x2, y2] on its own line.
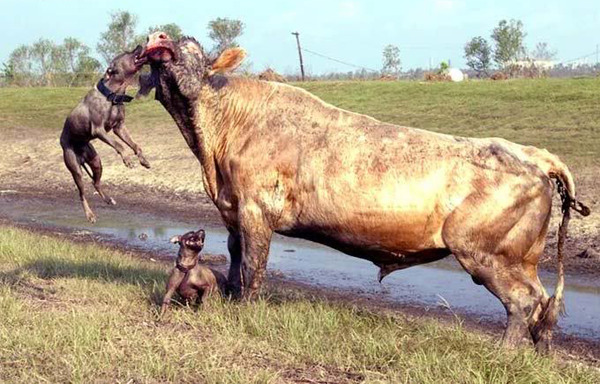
[292, 32, 305, 81]
[596, 44, 599, 66]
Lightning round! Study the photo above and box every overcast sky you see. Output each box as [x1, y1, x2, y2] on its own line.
[1, 0, 599, 74]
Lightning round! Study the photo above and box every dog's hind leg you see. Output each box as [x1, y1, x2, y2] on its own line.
[63, 145, 96, 223]
[83, 143, 116, 206]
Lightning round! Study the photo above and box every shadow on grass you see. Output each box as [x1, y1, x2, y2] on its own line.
[0, 257, 166, 287]
[0, 257, 332, 311]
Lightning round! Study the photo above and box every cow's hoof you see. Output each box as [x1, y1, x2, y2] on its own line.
[106, 197, 117, 205]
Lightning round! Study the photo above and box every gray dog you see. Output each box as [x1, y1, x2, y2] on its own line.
[60, 45, 150, 223]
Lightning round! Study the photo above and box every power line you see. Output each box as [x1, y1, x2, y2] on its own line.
[555, 51, 597, 66]
[301, 47, 380, 73]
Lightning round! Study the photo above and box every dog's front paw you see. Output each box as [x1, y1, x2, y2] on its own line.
[122, 156, 135, 169]
[138, 154, 151, 169]
[85, 210, 97, 224]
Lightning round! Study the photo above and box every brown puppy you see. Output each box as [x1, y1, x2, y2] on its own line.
[161, 229, 226, 316]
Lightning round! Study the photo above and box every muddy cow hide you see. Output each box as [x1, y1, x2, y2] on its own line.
[138, 32, 590, 353]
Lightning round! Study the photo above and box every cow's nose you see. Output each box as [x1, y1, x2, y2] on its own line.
[147, 31, 169, 44]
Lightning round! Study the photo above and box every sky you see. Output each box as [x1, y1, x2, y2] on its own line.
[1, 0, 599, 74]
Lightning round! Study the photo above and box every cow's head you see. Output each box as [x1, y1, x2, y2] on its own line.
[137, 32, 246, 99]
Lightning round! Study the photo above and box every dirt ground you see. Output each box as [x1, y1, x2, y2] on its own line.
[1, 155, 598, 278]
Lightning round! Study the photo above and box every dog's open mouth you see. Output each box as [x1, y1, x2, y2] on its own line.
[134, 54, 148, 67]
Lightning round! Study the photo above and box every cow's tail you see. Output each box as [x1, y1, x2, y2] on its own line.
[533, 160, 590, 344]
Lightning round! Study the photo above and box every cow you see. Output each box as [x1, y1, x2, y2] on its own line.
[137, 32, 590, 352]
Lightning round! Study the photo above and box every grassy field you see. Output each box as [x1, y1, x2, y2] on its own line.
[0, 225, 599, 383]
[0, 79, 598, 194]
[301, 79, 600, 167]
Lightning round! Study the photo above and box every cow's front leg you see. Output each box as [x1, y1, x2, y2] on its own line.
[226, 231, 242, 298]
[239, 202, 273, 300]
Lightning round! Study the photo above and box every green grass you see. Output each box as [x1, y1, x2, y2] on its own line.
[1, 79, 599, 168]
[0, 86, 171, 137]
[298, 79, 600, 167]
[0, 226, 598, 383]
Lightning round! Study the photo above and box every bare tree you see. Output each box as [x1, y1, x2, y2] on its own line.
[30, 38, 56, 85]
[7, 45, 31, 85]
[464, 36, 492, 77]
[382, 44, 401, 77]
[207, 18, 244, 53]
[97, 11, 138, 65]
[531, 42, 557, 61]
[491, 19, 526, 69]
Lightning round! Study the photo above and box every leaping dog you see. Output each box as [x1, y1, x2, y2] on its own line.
[60, 45, 150, 223]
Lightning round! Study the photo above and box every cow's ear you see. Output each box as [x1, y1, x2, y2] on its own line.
[208, 48, 246, 76]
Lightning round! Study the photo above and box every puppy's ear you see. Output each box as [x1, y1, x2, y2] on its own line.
[136, 71, 157, 99]
[169, 235, 181, 244]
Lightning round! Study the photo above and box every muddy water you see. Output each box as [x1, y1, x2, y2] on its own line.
[1, 195, 599, 340]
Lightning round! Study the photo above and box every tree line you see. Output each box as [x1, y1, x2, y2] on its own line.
[464, 19, 557, 78]
[1, 11, 244, 87]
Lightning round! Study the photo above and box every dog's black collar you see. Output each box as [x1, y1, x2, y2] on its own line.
[96, 79, 134, 105]
[176, 261, 192, 274]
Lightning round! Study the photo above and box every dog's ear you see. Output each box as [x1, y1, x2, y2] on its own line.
[132, 44, 143, 56]
[136, 71, 157, 99]
[169, 235, 181, 244]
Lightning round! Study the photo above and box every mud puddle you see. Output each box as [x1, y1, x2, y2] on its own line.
[1, 194, 598, 340]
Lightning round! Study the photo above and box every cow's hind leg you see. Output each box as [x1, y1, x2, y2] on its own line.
[453, 253, 546, 348]
[443, 179, 553, 349]
[82, 143, 116, 205]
